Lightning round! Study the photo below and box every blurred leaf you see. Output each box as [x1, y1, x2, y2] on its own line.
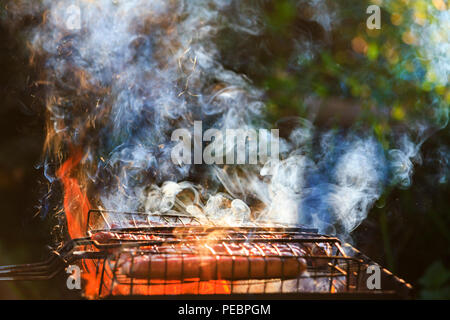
[419, 261, 450, 299]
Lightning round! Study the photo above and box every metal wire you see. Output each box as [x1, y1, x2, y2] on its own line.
[0, 210, 412, 298]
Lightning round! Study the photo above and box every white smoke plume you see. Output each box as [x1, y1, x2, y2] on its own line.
[2, 0, 447, 238]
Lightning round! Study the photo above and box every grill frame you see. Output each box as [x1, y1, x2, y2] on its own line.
[83, 210, 371, 298]
[0, 209, 413, 299]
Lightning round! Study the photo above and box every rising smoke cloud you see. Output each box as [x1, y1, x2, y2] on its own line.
[2, 0, 447, 238]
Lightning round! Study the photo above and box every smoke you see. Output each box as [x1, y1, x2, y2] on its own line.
[224, 129, 390, 236]
[408, 2, 450, 86]
[3, 0, 447, 238]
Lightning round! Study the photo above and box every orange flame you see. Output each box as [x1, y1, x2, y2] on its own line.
[56, 148, 90, 239]
[56, 148, 101, 299]
[56, 149, 233, 298]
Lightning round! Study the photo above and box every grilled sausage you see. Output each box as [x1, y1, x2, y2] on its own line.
[119, 246, 308, 280]
[93, 232, 330, 280]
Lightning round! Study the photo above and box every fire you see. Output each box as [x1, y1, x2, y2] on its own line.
[56, 148, 103, 299]
[56, 152, 233, 298]
[56, 148, 90, 239]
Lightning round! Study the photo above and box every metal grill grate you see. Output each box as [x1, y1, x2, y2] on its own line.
[0, 210, 412, 299]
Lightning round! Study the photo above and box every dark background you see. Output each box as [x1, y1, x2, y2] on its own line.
[0, 0, 448, 299]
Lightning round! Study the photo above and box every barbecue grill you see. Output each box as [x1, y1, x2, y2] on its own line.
[0, 210, 412, 299]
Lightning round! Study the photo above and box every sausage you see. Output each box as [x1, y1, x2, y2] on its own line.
[120, 254, 307, 280]
[93, 232, 330, 279]
[302, 243, 332, 267]
[119, 241, 309, 280]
